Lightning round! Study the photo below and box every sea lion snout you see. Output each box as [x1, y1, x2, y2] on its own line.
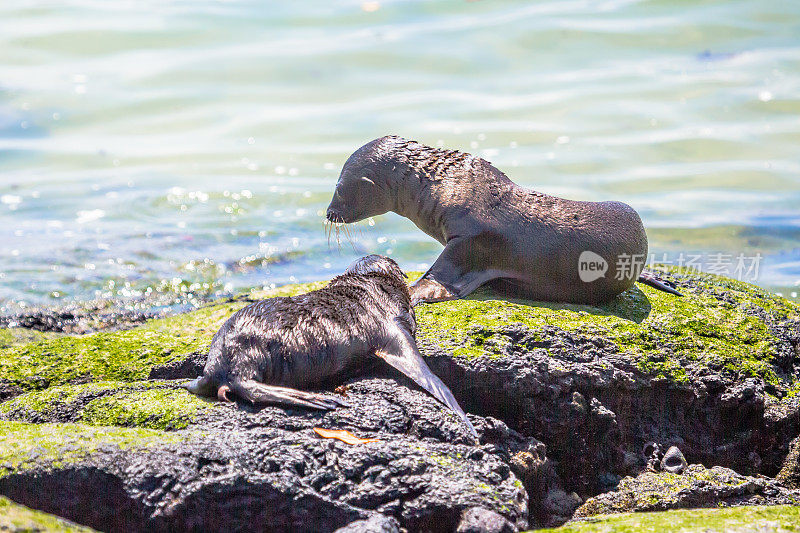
[327, 141, 398, 224]
[326, 194, 363, 224]
[326, 208, 341, 223]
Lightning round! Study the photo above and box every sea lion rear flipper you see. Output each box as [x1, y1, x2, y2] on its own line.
[376, 326, 478, 440]
[638, 271, 683, 296]
[229, 380, 350, 410]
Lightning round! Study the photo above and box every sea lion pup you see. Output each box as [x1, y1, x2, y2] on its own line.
[326, 136, 681, 305]
[184, 254, 477, 439]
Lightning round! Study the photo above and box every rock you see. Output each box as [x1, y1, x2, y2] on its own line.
[0, 495, 98, 532]
[506, 438, 579, 527]
[573, 464, 800, 518]
[148, 351, 206, 380]
[540, 488, 582, 528]
[456, 507, 516, 533]
[0, 380, 211, 430]
[1, 268, 799, 530]
[415, 268, 800, 494]
[564, 505, 800, 532]
[0, 379, 23, 401]
[777, 436, 800, 489]
[0, 303, 157, 335]
[661, 446, 688, 474]
[335, 514, 400, 533]
[643, 442, 662, 472]
[0, 379, 529, 532]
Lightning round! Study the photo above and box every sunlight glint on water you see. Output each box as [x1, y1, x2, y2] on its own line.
[0, 0, 799, 310]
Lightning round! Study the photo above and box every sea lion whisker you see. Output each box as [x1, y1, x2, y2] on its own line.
[343, 223, 357, 251]
[325, 219, 333, 249]
[342, 223, 349, 246]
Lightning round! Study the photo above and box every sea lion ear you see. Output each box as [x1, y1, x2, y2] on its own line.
[360, 176, 375, 185]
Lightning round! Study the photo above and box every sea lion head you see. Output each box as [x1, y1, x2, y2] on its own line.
[344, 254, 407, 280]
[326, 136, 399, 224]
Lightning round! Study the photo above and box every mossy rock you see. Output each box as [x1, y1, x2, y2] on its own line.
[0, 281, 330, 395]
[0, 302, 238, 393]
[0, 327, 60, 349]
[573, 464, 800, 518]
[3, 267, 797, 397]
[538, 505, 800, 533]
[0, 382, 530, 532]
[0, 495, 98, 532]
[0, 420, 182, 479]
[0, 268, 798, 531]
[415, 266, 799, 390]
[0, 381, 212, 430]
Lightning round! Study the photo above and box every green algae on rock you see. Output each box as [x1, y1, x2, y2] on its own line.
[408, 267, 799, 496]
[0, 301, 243, 393]
[0, 380, 531, 532]
[7, 266, 793, 397]
[0, 495, 98, 533]
[0, 327, 60, 349]
[538, 505, 800, 533]
[415, 266, 799, 389]
[0, 268, 798, 530]
[572, 464, 800, 518]
[0, 381, 212, 430]
[0, 420, 182, 479]
[777, 436, 800, 489]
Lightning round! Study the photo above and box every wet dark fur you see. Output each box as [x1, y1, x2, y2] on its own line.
[190, 263, 412, 395]
[184, 255, 478, 438]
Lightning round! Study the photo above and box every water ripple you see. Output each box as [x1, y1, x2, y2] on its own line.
[1, 0, 799, 308]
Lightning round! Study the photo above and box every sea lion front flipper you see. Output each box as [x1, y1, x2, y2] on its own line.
[411, 237, 508, 305]
[410, 277, 454, 305]
[183, 375, 216, 397]
[376, 326, 478, 440]
[229, 380, 350, 410]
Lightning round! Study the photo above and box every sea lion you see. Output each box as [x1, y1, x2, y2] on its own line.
[326, 136, 681, 305]
[184, 254, 477, 439]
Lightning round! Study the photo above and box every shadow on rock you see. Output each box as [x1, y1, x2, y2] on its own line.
[470, 283, 653, 325]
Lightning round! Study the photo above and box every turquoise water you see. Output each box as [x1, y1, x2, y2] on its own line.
[1, 0, 799, 311]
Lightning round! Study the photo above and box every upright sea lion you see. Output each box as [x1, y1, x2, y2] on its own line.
[184, 254, 477, 439]
[326, 136, 681, 305]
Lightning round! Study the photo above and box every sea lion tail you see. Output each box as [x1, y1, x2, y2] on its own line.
[637, 271, 683, 296]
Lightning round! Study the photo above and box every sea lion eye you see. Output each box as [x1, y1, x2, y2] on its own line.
[361, 176, 375, 185]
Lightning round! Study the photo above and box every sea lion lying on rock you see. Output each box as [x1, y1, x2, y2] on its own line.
[184, 254, 477, 439]
[326, 135, 681, 305]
